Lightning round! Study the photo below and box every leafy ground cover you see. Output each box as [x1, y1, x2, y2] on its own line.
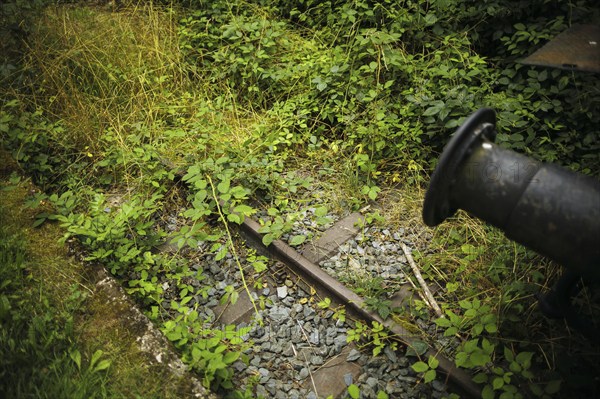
[1, 0, 599, 398]
[0, 151, 200, 398]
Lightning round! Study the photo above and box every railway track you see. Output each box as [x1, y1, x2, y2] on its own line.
[164, 203, 483, 398]
[239, 213, 480, 398]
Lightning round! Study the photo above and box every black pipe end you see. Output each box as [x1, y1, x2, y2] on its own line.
[423, 108, 497, 227]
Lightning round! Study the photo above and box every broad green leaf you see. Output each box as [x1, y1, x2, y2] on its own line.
[485, 323, 498, 333]
[252, 260, 267, 273]
[227, 213, 241, 224]
[215, 247, 228, 261]
[348, 384, 360, 399]
[516, 352, 533, 368]
[289, 235, 306, 246]
[544, 379, 561, 394]
[471, 351, 491, 367]
[233, 204, 255, 216]
[70, 349, 81, 370]
[482, 384, 495, 399]
[473, 372, 488, 384]
[435, 317, 451, 327]
[406, 340, 428, 357]
[314, 206, 328, 217]
[493, 377, 505, 390]
[90, 350, 103, 368]
[377, 305, 390, 320]
[223, 351, 240, 365]
[424, 369, 436, 383]
[411, 361, 429, 373]
[262, 234, 275, 246]
[428, 356, 439, 369]
[93, 359, 111, 373]
[230, 290, 239, 305]
[217, 179, 230, 194]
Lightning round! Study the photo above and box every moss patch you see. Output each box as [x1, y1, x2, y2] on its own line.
[0, 148, 206, 398]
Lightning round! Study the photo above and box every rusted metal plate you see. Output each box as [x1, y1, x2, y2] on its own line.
[521, 24, 600, 73]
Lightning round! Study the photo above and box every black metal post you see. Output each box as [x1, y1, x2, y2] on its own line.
[423, 108, 600, 280]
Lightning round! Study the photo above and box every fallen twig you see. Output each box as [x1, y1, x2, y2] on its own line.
[400, 243, 443, 318]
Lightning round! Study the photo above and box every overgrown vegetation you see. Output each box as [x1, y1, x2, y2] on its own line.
[1, 0, 599, 397]
[0, 213, 112, 398]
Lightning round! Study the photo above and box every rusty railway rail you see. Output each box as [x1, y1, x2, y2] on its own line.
[238, 216, 482, 398]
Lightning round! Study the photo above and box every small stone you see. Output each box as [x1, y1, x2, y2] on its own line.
[262, 288, 270, 296]
[277, 286, 288, 299]
[232, 361, 246, 372]
[297, 367, 309, 380]
[269, 306, 290, 322]
[256, 384, 268, 398]
[290, 359, 304, 371]
[303, 305, 316, 318]
[271, 343, 283, 354]
[384, 345, 398, 362]
[310, 355, 324, 365]
[366, 376, 378, 389]
[343, 373, 353, 386]
[283, 296, 295, 307]
[282, 344, 294, 357]
[306, 392, 318, 399]
[347, 348, 361, 362]
[334, 334, 348, 350]
[261, 341, 271, 351]
[309, 330, 320, 345]
[432, 380, 446, 392]
[258, 367, 270, 383]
